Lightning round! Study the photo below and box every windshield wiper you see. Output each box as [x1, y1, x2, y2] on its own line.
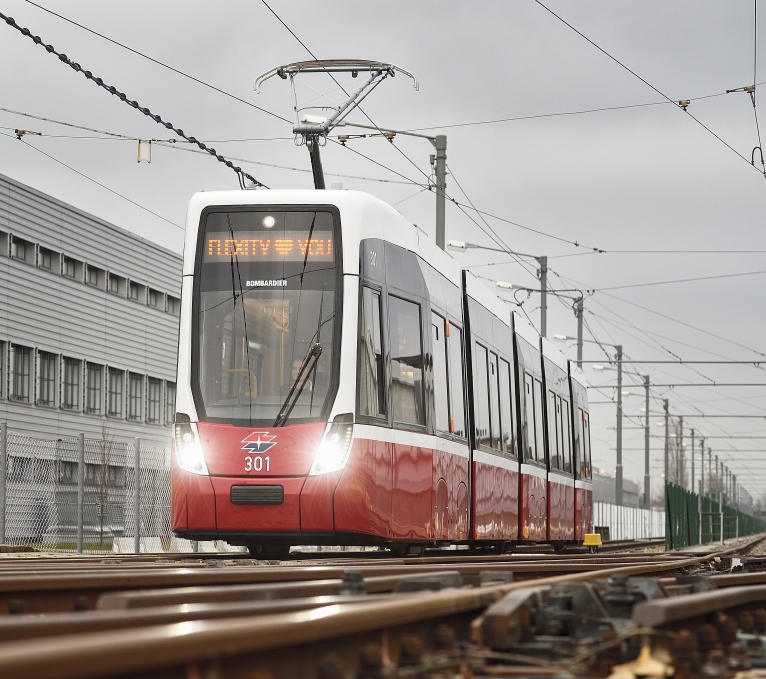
[273, 343, 323, 427]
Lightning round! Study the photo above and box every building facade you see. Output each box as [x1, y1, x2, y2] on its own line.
[0, 172, 181, 448]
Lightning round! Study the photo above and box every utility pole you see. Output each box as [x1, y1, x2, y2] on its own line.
[678, 416, 684, 488]
[643, 376, 650, 509]
[433, 135, 447, 249]
[575, 297, 584, 368]
[538, 256, 548, 338]
[700, 437, 705, 497]
[615, 345, 623, 505]
[717, 456, 723, 543]
[663, 399, 669, 499]
[708, 447, 712, 499]
[690, 428, 695, 496]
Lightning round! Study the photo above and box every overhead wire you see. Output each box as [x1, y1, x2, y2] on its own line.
[0, 130, 181, 229]
[0, 11, 267, 189]
[532, 0, 766, 178]
[402, 84, 766, 133]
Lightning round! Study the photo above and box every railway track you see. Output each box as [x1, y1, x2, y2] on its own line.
[0, 537, 763, 678]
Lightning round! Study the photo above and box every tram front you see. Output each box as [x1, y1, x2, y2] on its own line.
[171, 195, 344, 556]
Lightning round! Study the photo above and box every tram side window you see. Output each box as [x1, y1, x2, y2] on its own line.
[389, 296, 425, 426]
[448, 325, 467, 438]
[533, 378, 545, 464]
[359, 287, 386, 418]
[523, 373, 536, 462]
[474, 344, 491, 448]
[548, 390, 561, 471]
[489, 352, 502, 451]
[561, 399, 572, 473]
[580, 409, 592, 478]
[431, 313, 450, 433]
[498, 358, 515, 456]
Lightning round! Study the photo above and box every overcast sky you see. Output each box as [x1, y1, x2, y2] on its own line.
[2, 1, 766, 504]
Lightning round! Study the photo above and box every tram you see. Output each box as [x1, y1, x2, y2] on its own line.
[170, 189, 592, 556]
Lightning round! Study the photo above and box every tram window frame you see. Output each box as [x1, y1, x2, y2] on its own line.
[580, 409, 592, 479]
[431, 312, 451, 435]
[498, 357, 515, 457]
[388, 294, 426, 429]
[447, 323, 467, 439]
[533, 378, 545, 465]
[474, 343, 492, 450]
[488, 352, 502, 451]
[523, 372, 536, 462]
[357, 285, 387, 421]
[561, 399, 572, 473]
[548, 390, 560, 471]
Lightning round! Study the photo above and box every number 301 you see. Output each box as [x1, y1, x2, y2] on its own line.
[244, 456, 270, 472]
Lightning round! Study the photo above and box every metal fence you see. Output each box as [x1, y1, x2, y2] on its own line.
[593, 502, 665, 541]
[0, 424, 242, 553]
[665, 482, 766, 550]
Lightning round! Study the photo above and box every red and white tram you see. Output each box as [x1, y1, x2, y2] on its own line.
[170, 189, 592, 555]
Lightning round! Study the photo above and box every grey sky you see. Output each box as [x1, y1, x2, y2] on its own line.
[1, 1, 765, 503]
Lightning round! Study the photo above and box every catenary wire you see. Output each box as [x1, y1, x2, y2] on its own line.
[0, 130, 181, 229]
[402, 84, 766, 133]
[259, 0, 436, 188]
[533, 0, 764, 177]
[0, 11, 268, 189]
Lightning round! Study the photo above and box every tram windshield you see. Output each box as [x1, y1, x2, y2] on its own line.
[194, 209, 339, 425]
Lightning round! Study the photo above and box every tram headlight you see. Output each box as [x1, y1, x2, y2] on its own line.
[174, 422, 209, 476]
[309, 419, 354, 475]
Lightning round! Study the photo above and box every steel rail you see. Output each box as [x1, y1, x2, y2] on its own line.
[0, 557, 688, 614]
[0, 542, 756, 679]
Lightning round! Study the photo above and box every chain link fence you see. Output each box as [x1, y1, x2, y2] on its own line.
[0, 425, 242, 554]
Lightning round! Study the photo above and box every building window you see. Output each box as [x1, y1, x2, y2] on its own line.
[11, 345, 31, 402]
[39, 248, 54, 270]
[86, 363, 103, 414]
[129, 282, 140, 301]
[128, 373, 143, 421]
[166, 381, 176, 425]
[108, 273, 125, 295]
[167, 295, 180, 316]
[38, 351, 57, 406]
[108, 368, 124, 417]
[63, 257, 76, 279]
[87, 265, 103, 288]
[148, 289, 161, 308]
[147, 378, 161, 423]
[11, 237, 26, 261]
[62, 357, 81, 410]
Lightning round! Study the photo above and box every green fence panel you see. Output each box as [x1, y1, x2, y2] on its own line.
[664, 482, 765, 549]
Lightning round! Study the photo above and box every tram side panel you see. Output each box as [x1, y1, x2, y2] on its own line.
[570, 370, 594, 540]
[541, 345, 575, 542]
[463, 282, 519, 542]
[514, 327, 548, 541]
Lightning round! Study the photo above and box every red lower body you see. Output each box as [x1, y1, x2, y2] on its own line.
[172, 425, 590, 546]
[574, 484, 594, 540]
[547, 475, 575, 541]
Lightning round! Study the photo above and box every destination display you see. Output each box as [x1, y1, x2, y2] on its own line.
[203, 231, 334, 262]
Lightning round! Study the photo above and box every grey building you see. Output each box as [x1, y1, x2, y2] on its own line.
[593, 470, 640, 507]
[0, 172, 181, 448]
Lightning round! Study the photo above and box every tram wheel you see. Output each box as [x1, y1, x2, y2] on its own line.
[247, 543, 291, 559]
